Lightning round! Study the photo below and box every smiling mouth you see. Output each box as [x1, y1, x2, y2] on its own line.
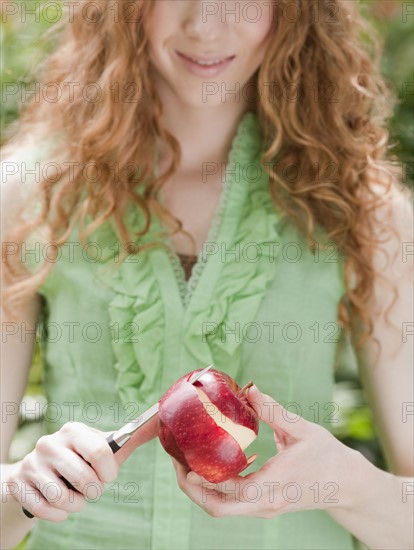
[175, 51, 235, 67]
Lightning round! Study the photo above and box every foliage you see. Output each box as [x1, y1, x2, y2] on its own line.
[1, 0, 60, 143]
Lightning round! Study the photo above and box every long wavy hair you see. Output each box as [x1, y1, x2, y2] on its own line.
[2, 0, 410, 355]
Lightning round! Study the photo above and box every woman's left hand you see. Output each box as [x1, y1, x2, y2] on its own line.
[171, 384, 363, 518]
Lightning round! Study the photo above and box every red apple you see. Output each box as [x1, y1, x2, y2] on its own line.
[158, 368, 259, 483]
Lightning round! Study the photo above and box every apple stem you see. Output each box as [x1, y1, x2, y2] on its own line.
[237, 381, 253, 397]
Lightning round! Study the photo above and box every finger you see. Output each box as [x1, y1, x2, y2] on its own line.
[62, 423, 118, 483]
[171, 457, 190, 478]
[171, 459, 233, 514]
[186, 471, 252, 493]
[170, 459, 272, 517]
[52, 449, 104, 498]
[114, 416, 159, 465]
[15, 480, 69, 522]
[272, 430, 287, 452]
[186, 468, 278, 506]
[186, 471, 206, 485]
[33, 470, 86, 513]
[174, 464, 261, 517]
[246, 385, 306, 442]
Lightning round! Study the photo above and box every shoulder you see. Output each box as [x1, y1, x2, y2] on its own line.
[1, 146, 29, 237]
[367, 168, 413, 243]
[1, 139, 48, 236]
[361, 169, 413, 317]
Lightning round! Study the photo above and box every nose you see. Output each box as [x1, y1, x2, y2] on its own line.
[182, 0, 224, 44]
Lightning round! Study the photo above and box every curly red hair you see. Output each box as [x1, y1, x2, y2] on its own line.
[2, 0, 411, 354]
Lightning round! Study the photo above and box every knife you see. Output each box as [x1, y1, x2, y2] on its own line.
[106, 365, 212, 451]
[22, 365, 212, 518]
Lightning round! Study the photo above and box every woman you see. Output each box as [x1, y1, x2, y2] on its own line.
[1, 1, 413, 549]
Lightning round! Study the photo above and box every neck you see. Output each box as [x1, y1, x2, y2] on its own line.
[153, 75, 256, 173]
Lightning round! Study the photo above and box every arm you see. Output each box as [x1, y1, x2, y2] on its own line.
[1, 157, 44, 548]
[1, 295, 43, 550]
[327, 183, 414, 548]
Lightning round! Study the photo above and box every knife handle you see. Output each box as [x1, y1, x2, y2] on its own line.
[105, 433, 122, 453]
[22, 433, 120, 518]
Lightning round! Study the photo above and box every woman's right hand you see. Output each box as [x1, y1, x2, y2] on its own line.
[6, 422, 120, 521]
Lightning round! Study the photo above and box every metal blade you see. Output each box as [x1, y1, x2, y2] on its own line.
[187, 364, 212, 384]
[110, 365, 213, 448]
[110, 402, 159, 448]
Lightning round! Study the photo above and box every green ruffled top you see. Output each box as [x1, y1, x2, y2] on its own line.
[23, 111, 364, 550]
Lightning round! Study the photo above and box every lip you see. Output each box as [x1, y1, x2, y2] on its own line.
[174, 50, 235, 78]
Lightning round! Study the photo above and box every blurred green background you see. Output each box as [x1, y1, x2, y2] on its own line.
[1, 1, 412, 547]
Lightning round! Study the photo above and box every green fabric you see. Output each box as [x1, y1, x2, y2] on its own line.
[24, 111, 360, 549]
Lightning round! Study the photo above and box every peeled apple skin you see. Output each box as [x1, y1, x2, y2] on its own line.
[158, 368, 259, 483]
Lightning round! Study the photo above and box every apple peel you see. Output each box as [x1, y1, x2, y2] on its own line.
[194, 387, 257, 451]
[158, 369, 259, 483]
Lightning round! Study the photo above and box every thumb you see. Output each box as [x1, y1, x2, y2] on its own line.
[246, 385, 306, 446]
[111, 416, 159, 465]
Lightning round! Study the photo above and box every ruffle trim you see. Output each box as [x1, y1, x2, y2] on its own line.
[182, 166, 281, 382]
[94, 111, 281, 405]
